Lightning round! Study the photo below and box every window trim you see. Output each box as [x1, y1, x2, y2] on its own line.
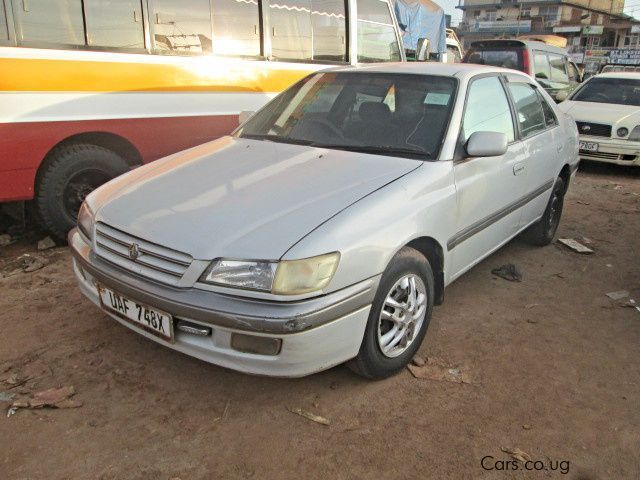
[503, 76, 558, 141]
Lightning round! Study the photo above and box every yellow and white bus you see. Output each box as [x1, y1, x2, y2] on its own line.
[0, 0, 403, 236]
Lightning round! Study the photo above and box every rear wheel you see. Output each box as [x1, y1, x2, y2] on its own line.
[524, 177, 565, 246]
[348, 247, 435, 379]
[36, 144, 130, 239]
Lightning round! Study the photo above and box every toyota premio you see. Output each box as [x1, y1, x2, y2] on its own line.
[70, 64, 579, 379]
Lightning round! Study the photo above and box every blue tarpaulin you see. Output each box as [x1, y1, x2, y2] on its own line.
[394, 0, 446, 54]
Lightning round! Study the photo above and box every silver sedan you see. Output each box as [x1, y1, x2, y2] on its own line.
[69, 63, 579, 378]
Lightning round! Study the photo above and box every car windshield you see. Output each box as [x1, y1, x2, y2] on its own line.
[235, 72, 457, 159]
[572, 77, 640, 106]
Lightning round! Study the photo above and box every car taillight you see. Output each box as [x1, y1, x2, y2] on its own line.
[522, 49, 532, 76]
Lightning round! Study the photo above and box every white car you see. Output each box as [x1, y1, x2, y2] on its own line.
[70, 64, 579, 378]
[559, 71, 640, 167]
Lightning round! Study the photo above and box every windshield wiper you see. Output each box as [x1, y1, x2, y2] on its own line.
[240, 134, 313, 146]
[311, 144, 430, 158]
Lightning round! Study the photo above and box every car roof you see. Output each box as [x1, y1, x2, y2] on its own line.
[326, 62, 530, 82]
[469, 39, 567, 55]
[595, 71, 640, 80]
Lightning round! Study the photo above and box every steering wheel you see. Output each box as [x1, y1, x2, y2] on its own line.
[303, 117, 344, 141]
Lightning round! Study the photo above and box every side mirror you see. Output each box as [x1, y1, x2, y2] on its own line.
[238, 110, 255, 124]
[416, 38, 431, 62]
[555, 91, 569, 102]
[465, 131, 508, 158]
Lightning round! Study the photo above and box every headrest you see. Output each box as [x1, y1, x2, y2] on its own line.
[359, 101, 391, 121]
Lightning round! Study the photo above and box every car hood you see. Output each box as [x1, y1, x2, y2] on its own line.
[560, 100, 640, 126]
[92, 136, 420, 260]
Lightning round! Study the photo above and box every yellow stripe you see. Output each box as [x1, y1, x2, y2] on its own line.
[0, 57, 315, 93]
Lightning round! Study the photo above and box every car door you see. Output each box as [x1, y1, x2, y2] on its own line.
[504, 79, 559, 228]
[449, 74, 529, 279]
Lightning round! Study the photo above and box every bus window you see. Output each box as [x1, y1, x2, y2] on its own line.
[85, 0, 145, 50]
[270, 0, 347, 62]
[151, 0, 213, 54]
[311, 0, 347, 62]
[270, 0, 312, 60]
[1, 1, 8, 41]
[211, 0, 261, 56]
[13, 0, 85, 46]
[356, 0, 400, 62]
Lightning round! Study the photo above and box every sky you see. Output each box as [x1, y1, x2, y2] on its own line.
[442, 0, 640, 26]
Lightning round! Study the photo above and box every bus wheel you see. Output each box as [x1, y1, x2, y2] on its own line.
[36, 144, 130, 239]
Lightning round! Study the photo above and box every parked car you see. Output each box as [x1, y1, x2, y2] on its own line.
[559, 72, 640, 167]
[463, 39, 582, 102]
[69, 63, 579, 379]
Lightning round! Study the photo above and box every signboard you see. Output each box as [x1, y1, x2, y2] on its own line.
[582, 25, 604, 35]
[472, 20, 531, 34]
[609, 49, 640, 65]
[553, 26, 582, 33]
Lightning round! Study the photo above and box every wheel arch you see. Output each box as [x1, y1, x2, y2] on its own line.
[404, 236, 445, 305]
[35, 131, 142, 190]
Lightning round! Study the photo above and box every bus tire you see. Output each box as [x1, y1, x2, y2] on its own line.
[36, 144, 130, 239]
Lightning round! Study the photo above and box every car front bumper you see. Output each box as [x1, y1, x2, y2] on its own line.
[69, 228, 376, 377]
[579, 136, 640, 166]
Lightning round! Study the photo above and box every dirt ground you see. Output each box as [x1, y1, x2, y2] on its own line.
[0, 162, 639, 480]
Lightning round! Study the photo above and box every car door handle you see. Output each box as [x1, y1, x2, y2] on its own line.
[513, 163, 525, 176]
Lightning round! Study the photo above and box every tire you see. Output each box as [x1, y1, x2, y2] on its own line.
[348, 247, 435, 380]
[35, 144, 130, 239]
[524, 177, 565, 246]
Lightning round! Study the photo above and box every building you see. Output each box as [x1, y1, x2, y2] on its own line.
[456, 0, 640, 56]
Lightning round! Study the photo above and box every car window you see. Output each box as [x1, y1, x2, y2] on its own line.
[237, 72, 457, 159]
[571, 77, 640, 106]
[534, 52, 550, 80]
[466, 49, 521, 70]
[507, 83, 547, 138]
[356, 0, 401, 62]
[549, 54, 568, 82]
[537, 90, 557, 127]
[463, 76, 515, 143]
[567, 62, 580, 82]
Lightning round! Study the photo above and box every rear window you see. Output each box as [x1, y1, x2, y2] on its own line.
[465, 49, 523, 71]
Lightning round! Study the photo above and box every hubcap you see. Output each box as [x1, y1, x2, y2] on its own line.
[62, 169, 111, 221]
[547, 190, 561, 235]
[377, 274, 427, 358]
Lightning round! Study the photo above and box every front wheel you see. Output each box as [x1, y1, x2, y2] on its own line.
[348, 247, 435, 379]
[524, 177, 565, 246]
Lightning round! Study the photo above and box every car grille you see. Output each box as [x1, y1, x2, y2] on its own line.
[94, 223, 193, 286]
[576, 121, 611, 138]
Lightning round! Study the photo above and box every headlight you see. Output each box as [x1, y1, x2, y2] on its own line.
[628, 126, 640, 141]
[77, 202, 94, 240]
[617, 127, 629, 138]
[272, 252, 340, 295]
[199, 252, 340, 295]
[200, 259, 277, 291]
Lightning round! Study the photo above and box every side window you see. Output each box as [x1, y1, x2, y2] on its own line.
[537, 90, 557, 127]
[567, 62, 580, 82]
[548, 54, 569, 82]
[211, 0, 261, 56]
[534, 52, 550, 80]
[13, 0, 85, 46]
[151, 0, 213, 54]
[85, 0, 145, 50]
[270, 0, 347, 62]
[463, 76, 515, 143]
[0, 1, 8, 41]
[507, 83, 546, 138]
[356, 0, 401, 63]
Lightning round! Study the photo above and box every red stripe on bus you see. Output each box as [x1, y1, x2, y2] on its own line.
[0, 114, 239, 202]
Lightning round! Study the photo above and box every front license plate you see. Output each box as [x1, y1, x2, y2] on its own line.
[579, 141, 599, 152]
[98, 286, 173, 341]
